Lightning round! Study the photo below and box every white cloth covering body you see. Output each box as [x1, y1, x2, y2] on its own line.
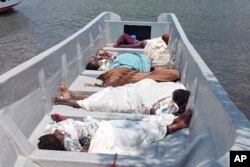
[88, 114, 176, 155]
[143, 37, 171, 66]
[77, 79, 186, 114]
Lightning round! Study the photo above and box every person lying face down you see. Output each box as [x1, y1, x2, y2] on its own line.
[38, 108, 192, 155]
[86, 51, 151, 72]
[54, 79, 190, 116]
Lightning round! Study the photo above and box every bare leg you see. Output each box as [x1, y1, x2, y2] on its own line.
[116, 33, 137, 45]
[115, 33, 143, 48]
[53, 97, 81, 108]
[68, 92, 92, 100]
[59, 82, 92, 100]
[167, 108, 192, 135]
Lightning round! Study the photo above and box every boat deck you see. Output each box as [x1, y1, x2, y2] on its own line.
[28, 63, 190, 160]
[0, 12, 249, 167]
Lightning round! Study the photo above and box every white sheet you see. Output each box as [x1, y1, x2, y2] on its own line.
[77, 79, 185, 114]
[88, 114, 176, 155]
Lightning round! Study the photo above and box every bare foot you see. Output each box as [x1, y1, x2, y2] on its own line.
[59, 82, 70, 99]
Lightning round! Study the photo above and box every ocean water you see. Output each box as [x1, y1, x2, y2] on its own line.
[0, 0, 249, 119]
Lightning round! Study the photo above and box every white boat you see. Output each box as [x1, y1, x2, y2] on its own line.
[0, 0, 22, 12]
[0, 12, 249, 167]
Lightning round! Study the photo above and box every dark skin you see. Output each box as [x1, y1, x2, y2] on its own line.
[54, 82, 193, 139]
[54, 97, 82, 108]
[53, 130, 88, 152]
[97, 50, 114, 60]
[54, 82, 193, 135]
[51, 108, 192, 151]
[114, 33, 170, 46]
[54, 82, 90, 108]
[87, 50, 114, 70]
[55, 83, 179, 112]
[167, 108, 192, 134]
[88, 60, 101, 70]
[162, 33, 169, 44]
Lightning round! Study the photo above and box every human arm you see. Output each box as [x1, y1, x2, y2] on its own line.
[80, 147, 88, 152]
[166, 108, 192, 135]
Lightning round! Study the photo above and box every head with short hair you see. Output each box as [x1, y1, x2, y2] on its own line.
[86, 60, 100, 70]
[172, 89, 190, 115]
[38, 134, 65, 151]
[162, 33, 169, 44]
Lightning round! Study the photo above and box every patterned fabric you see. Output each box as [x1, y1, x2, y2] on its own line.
[98, 59, 112, 71]
[151, 96, 179, 115]
[45, 119, 98, 152]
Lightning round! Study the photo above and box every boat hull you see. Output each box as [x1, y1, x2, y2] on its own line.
[0, 0, 21, 12]
[0, 12, 249, 167]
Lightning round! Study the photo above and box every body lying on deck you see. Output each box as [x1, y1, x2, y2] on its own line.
[0, 12, 249, 167]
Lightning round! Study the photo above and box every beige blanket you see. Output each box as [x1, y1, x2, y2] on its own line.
[97, 67, 180, 87]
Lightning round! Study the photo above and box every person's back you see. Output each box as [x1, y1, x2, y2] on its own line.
[109, 52, 151, 72]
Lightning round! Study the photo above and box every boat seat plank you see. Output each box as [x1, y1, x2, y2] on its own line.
[69, 75, 104, 93]
[80, 70, 105, 77]
[103, 47, 144, 53]
[51, 105, 146, 121]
